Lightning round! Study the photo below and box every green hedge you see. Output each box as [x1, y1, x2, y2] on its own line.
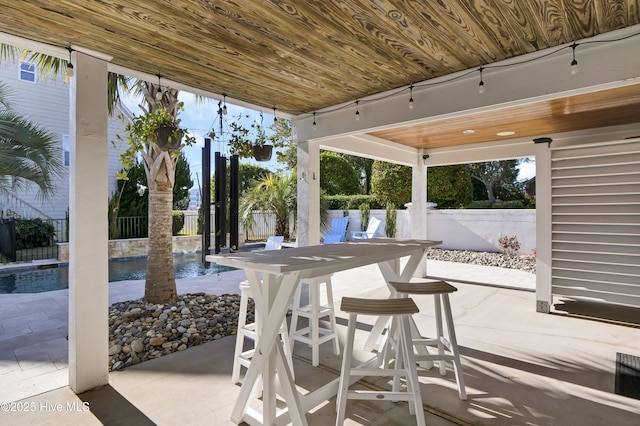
[466, 199, 535, 209]
[325, 195, 382, 210]
[172, 211, 185, 236]
[15, 218, 55, 249]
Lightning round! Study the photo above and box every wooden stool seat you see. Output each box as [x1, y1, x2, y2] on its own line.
[341, 296, 419, 315]
[336, 297, 425, 426]
[389, 280, 467, 400]
[390, 280, 457, 295]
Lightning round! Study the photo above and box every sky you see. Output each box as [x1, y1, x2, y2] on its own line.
[120, 91, 284, 189]
[120, 90, 536, 186]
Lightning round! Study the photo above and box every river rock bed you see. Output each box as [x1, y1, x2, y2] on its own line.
[427, 248, 536, 274]
[108, 293, 253, 371]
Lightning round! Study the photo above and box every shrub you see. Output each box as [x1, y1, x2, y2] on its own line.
[172, 211, 185, 236]
[385, 203, 397, 238]
[498, 235, 520, 256]
[371, 161, 412, 207]
[358, 203, 370, 231]
[466, 200, 492, 209]
[15, 218, 55, 249]
[492, 200, 525, 209]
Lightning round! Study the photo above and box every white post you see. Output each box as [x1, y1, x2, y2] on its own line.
[297, 140, 321, 246]
[411, 155, 428, 277]
[535, 142, 552, 313]
[68, 52, 110, 392]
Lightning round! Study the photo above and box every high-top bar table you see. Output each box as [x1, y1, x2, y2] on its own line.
[207, 238, 441, 425]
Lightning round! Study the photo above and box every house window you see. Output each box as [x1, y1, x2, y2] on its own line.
[19, 62, 36, 83]
[62, 135, 70, 167]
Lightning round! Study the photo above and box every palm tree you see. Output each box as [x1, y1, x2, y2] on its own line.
[1, 44, 189, 304]
[119, 85, 193, 303]
[0, 82, 62, 198]
[240, 173, 297, 239]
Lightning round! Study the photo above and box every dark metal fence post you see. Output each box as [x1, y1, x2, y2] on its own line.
[0, 219, 16, 262]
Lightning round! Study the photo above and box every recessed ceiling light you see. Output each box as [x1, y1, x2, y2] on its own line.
[497, 131, 515, 136]
[462, 129, 475, 134]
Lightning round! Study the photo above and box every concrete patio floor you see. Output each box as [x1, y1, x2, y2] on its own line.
[1, 259, 639, 425]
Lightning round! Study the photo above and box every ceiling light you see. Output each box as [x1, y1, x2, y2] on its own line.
[463, 129, 475, 134]
[155, 74, 163, 102]
[497, 131, 515, 136]
[408, 84, 414, 109]
[478, 66, 485, 94]
[570, 43, 579, 75]
[65, 47, 74, 77]
[355, 100, 360, 121]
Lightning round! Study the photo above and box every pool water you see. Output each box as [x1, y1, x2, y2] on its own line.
[0, 252, 237, 294]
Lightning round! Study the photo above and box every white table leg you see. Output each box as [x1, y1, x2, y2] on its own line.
[230, 272, 300, 425]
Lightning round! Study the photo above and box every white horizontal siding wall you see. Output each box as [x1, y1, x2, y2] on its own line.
[0, 59, 69, 218]
[550, 139, 640, 308]
[0, 59, 129, 219]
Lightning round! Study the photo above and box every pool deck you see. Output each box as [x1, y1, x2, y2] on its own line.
[1, 260, 640, 425]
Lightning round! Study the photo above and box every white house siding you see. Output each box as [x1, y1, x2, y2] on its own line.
[0, 58, 128, 219]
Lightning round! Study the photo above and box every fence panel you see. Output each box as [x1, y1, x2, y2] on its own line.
[12, 218, 65, 262]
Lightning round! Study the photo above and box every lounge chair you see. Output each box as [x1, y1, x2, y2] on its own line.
[264, 235, 284, 250]
[325, 216, 349, 242]
[351, 217, 381, 240]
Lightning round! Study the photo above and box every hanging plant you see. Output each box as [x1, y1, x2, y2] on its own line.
[116, 103, 195, 171]
[224, 113, 286, 161]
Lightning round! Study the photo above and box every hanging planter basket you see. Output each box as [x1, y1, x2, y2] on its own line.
[155, 125, 183, 150]
[252, 144, 273, 161]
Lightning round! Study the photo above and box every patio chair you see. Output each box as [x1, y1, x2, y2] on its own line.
[325, 216, 349, 242]
[264, 235, 284, 250]
[351, 217, 381, 240]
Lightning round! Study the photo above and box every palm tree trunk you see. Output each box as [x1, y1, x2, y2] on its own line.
[144, 186, 176, 303]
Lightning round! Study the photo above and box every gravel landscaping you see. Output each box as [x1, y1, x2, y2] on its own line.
[108, 248, 535, 371]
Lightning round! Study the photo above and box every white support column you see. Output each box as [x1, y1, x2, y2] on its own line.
[297, 140, 321, 246]
[68, 52, 110, 392]
[535, 141, 552, 313]
[411, 155, 428, 277]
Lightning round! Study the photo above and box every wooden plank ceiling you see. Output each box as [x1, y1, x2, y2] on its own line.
[0, 1, 639, 148]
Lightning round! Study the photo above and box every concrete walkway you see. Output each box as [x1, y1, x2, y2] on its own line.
[1, 259, 640, 425]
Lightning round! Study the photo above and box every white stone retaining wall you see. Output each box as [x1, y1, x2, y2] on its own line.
[327, 209, 536, 255]
[58, 235, 202, 261]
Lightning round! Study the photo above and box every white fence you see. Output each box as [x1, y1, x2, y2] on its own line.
[328, 209, 536, 255]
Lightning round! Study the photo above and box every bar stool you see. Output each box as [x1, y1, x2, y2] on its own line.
[289, 274, 340, 366]
[336, 297, 425, 426]
[231, 280, 294, 390]
[389, 280, 467, 400]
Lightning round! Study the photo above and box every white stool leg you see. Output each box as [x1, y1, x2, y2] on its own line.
[400, 315, 426, 426]
[324, 277, 340, 356]
[289, 282, 303, 355]
[232, 284, 250, 384]
[442, 294, 467, 400]
[311, 281, 320, 366]
[335, 313, 356, 424]
[434, 294, 446, 375]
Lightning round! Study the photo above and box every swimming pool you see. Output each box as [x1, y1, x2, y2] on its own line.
[0, 252, 237, 294]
